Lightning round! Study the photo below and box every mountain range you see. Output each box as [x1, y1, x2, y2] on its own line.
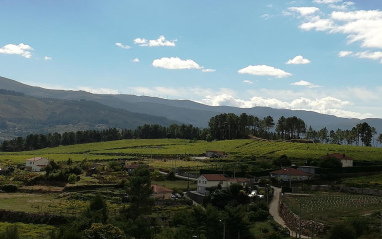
[0, 76, 381, 140]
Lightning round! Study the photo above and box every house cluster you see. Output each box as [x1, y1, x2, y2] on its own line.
[269, 153, 354, 182]
[196, 174, 249, 195]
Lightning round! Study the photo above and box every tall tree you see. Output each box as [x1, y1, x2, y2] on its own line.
[125, 165, 154, 220]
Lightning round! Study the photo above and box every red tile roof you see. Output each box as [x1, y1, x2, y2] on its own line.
[324, 153, 354, 160]
[152, 184, 172, 194]
[202, 174, 228, 181]
[270, 168, 310, 176]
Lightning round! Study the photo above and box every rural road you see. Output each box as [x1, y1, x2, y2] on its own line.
[269, 186, 309, 238]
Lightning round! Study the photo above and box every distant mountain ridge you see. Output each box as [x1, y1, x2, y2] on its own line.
[1, 76, 381, 138]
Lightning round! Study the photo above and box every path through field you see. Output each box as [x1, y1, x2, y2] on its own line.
[269, 186, 309, 238]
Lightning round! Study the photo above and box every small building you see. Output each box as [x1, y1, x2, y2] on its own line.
[206, 150, 226, 158]
[270, 168, 310, 182]
[196, 174, 250, 195]
[152, 185, 173, 200]
[124, 163, 154, 175]
[197, 174, 229, 195]
[297, 166, 319, 175]
[25, 157, 49, 172]
[323, 153, 354, 167]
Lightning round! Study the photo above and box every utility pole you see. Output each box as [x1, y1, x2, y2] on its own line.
[299, 202, 302, 239]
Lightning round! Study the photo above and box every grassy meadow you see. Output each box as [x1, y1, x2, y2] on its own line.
[1, 139, 382, 167]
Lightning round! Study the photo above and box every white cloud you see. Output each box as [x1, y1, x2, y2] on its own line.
[115, 42, 131, 49]
[328, 1, 354, 10]
[238, 65, 292, 78]
[338, 50, 382, 63]
[202, 68, 216, 72]
[134, 35, 176, 47]
[353, 51, 382, 63]
[313, 0, 342, 4]
[152, 57, 201, 70]
[338, 51, 353, 57]
[243, 80, 253, 84]
[286, 55, 311, 64]
[290, 9, 382, 49]
[261, 14, 271, 20]
[132, 58, 140, 63]
[44, 56, 52, 61]
[288, 7, 320, 16]
[300, 16, 335, 31]
[201, 94, 369, 118]
[134, 38, 147, 44]
[291, 80, 320, 88]
[0, 43, 34, 58]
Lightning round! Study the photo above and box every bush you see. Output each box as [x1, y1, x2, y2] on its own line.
[0, 224, 19, 239]
[68, 174, 77, 184]
[1, 184, 18, 193]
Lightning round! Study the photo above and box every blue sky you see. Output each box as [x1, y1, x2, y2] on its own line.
[1, 0, 382, 119]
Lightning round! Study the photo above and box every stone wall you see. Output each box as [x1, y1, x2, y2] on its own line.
[279, 202, 330, 236]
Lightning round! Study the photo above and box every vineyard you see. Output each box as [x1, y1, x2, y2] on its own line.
[282, 192, 382, 224]
[1, 138, 382, 165]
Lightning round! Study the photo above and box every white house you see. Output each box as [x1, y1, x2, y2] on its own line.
[323, 153, 354, 167]
[25, 157, 49, 172]
[196, 174, 249, 195]
[270, 168, 310, 182]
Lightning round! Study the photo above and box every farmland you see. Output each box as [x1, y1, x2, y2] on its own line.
[1, 139, 382, 166]
[282, 192, 382, 225]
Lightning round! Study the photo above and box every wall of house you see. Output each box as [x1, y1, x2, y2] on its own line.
[272, 174, 309, 182]
[341, 159, 353, 167]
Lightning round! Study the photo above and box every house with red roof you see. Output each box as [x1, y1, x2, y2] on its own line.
[25, 157, 49, 172]
[270, 168, 311, 182]
[152, 184, 173, 200]
[322, 153, 354, 167]
[196, 174, 249, 195]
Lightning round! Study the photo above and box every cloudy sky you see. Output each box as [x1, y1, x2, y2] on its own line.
[1, 0, 382, 119]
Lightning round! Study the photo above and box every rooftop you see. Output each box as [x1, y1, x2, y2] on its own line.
[270, 168, 310, 176]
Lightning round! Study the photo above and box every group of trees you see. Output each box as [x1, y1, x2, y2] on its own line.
[305, 122, 377, 147]
[0, 124, 205, 152]
[1, 112, 381, 152]
[208, 113, 277, 140]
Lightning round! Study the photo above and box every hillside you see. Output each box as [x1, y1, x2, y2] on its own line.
[0, 92, 177, 140]
[1, 76, 382, 133]
[2, 138, 382, 164]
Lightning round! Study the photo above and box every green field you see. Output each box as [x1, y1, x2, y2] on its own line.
[282, 192, 382, 224]
[342, 174, 382, 189]
[0, 222, 55, 239]
[1, 138, 382, 166]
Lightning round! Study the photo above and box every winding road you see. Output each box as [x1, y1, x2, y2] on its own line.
[269, 186, 309, 238]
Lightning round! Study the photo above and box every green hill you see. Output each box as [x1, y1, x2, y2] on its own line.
[0, 93, 177, 140]
[2, 138, 382, 165]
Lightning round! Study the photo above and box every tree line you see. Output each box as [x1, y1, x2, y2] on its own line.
[1, 113, 381, 152]
[0, 124, 206, 152]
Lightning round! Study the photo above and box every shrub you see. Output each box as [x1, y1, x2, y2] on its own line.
[68, 174, 77, 184]
[1, 184, 18, 193]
